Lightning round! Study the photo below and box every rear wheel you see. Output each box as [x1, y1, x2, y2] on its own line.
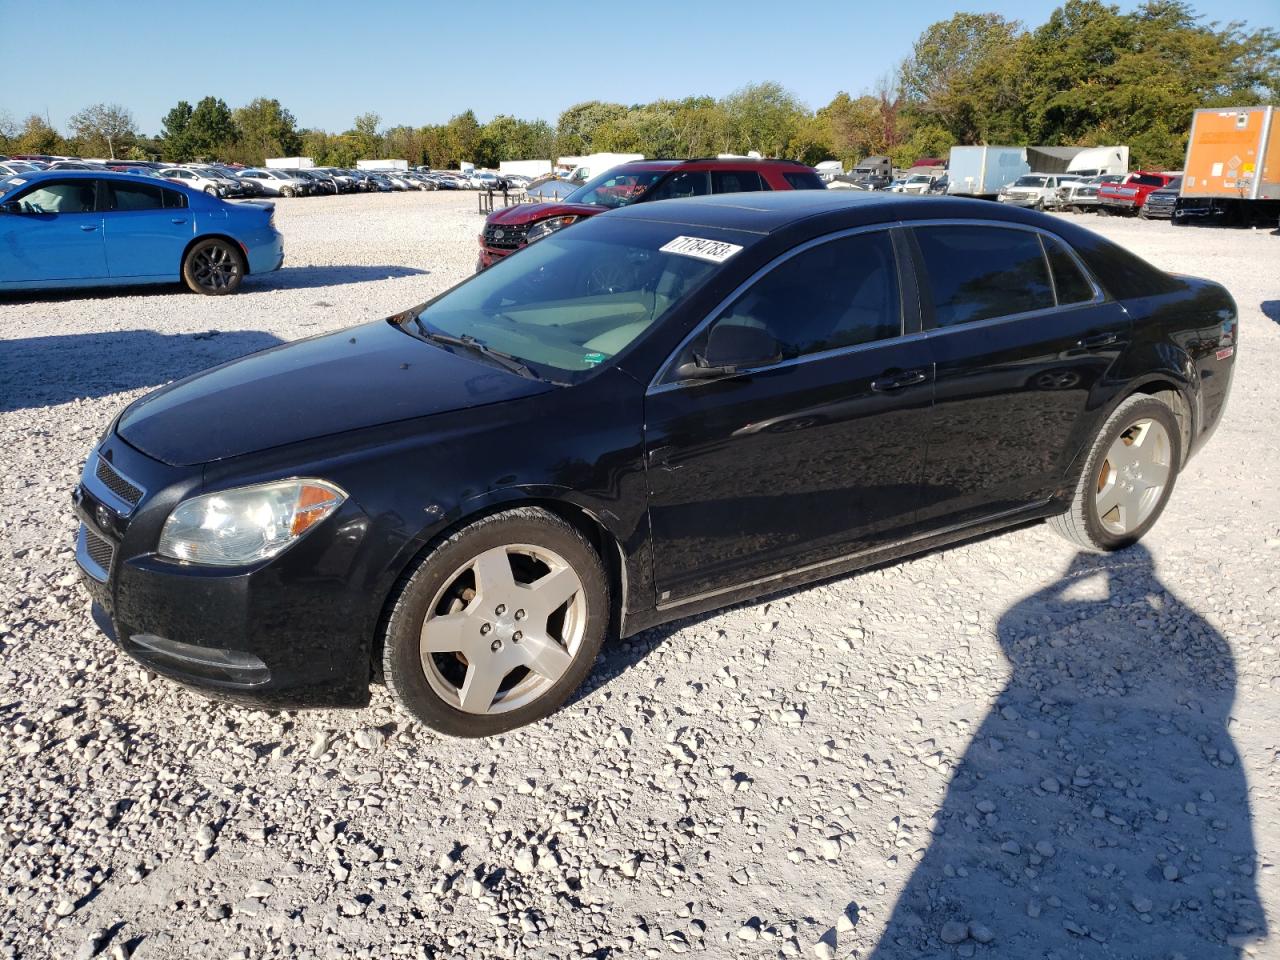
[182, 238, 244, 295]
[382, 508, 609, 736]
[1049, 395, 1181, 552]
[281, 187, 296, 198]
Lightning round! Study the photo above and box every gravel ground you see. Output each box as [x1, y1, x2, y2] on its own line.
[1, 193, 1277, 960]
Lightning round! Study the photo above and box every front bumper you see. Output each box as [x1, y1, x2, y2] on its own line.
[998, 194, 1042, 207]
[74, 437, 374, 709]
[477, 243, 519, 270]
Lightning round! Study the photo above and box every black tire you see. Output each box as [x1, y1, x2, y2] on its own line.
[382, 507, 609, 737]
[204, 186, 218, 196]
[1048, 394, 1181, 552]
[182, 238, 245, 295]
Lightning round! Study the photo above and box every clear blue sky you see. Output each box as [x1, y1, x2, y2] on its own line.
[2, 0, 1276, 135]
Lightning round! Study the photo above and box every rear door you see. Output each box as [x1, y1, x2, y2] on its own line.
[909, 222, 1130, 526]
[0, 179, 106, 284]
[101, 179, 192, 278]
[644, 228, 934, 605]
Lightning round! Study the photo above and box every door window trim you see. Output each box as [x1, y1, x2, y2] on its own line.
[648, 223, 918, 394]
[904, 219, 1107, 334]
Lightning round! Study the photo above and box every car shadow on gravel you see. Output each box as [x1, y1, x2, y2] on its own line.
[241, 264, 430, 291]
[867, 544, 1264, 958]
[1262, 301, 1280, 325]
[0, 329, 283, 412]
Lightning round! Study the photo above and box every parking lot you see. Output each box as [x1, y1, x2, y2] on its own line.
[1, 192, 1278, 959]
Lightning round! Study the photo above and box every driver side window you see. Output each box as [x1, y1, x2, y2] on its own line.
[12, 181, 96, 214]
[648, 171, 710, 201]
[680, 229, 902, 370]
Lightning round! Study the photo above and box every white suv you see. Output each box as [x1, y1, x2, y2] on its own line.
[890, 173, 936, 194]
[998, 173, 1083, 209]
[238, 168, 311, 198]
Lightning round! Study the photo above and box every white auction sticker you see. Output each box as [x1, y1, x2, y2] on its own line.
[659, 236, 743, 264]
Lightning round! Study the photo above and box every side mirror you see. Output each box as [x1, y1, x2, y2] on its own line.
[0, 201, 20, 215]
[676, 323, 781, 381]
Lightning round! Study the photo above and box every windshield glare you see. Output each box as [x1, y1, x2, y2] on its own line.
[1013, 176, 1048, 187]
[565, 169, 668, 209]
[410, 220, 743, 381]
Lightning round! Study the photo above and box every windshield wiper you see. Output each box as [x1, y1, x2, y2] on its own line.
[408, 318, 540, 380]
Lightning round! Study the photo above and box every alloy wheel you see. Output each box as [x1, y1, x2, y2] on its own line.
[419, 544, 586, 715]
[1094, 417, 1172, 535]
[191, 243, 241, 292]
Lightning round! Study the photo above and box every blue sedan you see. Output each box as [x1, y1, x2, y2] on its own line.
[0, 170, 283, 295]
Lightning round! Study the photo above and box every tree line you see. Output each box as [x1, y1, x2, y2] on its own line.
[2, 2, 1275, 172]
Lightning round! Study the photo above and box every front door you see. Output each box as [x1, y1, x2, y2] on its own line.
[644, 228, 934, 605]
[909, 223, 1131, 526]
[100, 179, 192, 278]
[0, 179, 106, 284]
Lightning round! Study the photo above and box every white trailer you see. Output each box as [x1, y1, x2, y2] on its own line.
[266, 156, 314, 169]
[499, 159, 553, 178]
[357, 159, 409, 171]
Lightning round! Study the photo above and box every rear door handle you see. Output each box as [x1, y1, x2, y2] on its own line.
[171, 218, 187, 224]
[871, 368, 930, 392]
[80, 224, 98, 232]
[1078, 332, 1120, 349]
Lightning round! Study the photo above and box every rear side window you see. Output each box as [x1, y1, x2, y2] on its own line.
[648, 170, 710, 201]
[914, 226, 1054, 326]
[694, 230, 901, 362]
[104, 181, 164, 211]
[783, 171, 826, 190]
[711, 170, 765, 194]
[1043, 236, 1094, 305]
[1133, 174, 1165, 186]
[163, 188, 187, 209]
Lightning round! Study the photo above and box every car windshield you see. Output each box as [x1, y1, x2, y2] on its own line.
[564, 169, 669, 209]
[1013, 176, 1049, 187]
[408, 218, 750, 382]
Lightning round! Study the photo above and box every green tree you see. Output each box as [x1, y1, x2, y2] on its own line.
[67, 102, 137, 158]
[720, 82, 808, 157]
[348, 112, 383, 158]
[232, 98, 300, 165]
[186, 96, 238, 159]
[160, 100, 195, 160]
[444, 110, 483, 166]
[555, 101, 629, 155]
[14, 114, 63, 155]
[899, 13, 1026, 144]
[0, 110, 18, 152]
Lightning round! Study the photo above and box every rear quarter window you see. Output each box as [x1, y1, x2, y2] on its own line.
[1067, 230, 1184, 300]
[782, 171, 826, 190]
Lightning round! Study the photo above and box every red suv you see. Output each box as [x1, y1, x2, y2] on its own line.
[1096, 171, 1178, 215]
[477, 158, 825, 270]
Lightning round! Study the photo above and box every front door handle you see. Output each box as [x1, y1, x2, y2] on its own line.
[171, 218, 187, 224]
[1078, 332, 1120, 350]
[80, 224, 98, 232]
[871, 368, 929, 392]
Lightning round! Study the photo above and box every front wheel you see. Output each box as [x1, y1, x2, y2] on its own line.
[182, 238, 244, 295]
[1049, 394, 1181, 552]
[382, 508, 609, 736]
[281, 187, 296, 198]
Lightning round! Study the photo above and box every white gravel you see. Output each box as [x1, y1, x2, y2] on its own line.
[1, 193, 1277, 959]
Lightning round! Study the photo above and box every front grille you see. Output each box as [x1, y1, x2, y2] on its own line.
[483, 222, 529, 250]
[79, 524, 115, 580]
[95, 457, 142, 506]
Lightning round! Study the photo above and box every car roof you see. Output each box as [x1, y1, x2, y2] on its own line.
[2, 169, 197, 192]
[604, 190, 1050, 235]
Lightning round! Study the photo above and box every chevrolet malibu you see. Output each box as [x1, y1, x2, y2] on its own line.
[75, 192, 1236, 736]
[0, 170, 282, 294]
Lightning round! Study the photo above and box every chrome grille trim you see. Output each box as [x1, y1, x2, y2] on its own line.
[83, 451, 146, 517]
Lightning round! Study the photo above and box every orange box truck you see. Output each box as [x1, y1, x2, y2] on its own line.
[1176, 105, 1280, 226]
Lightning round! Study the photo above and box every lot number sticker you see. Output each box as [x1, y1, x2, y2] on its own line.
[660, 236, 743, 264]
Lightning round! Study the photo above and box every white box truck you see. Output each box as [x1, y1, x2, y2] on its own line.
[266, 157, 314, 169]
[947, 146, 1029, 198]
[499, 159, 553, 178]
[357, 159, 409, 172]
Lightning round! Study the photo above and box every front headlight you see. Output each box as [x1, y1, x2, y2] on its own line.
[158, 479, 346, 566]
[525, 215, 579, 244]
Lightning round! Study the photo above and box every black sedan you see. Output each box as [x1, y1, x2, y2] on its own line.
[74, 192, 1237, 736]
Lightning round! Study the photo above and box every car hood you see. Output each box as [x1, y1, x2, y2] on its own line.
[485, 201, 603, 227]
[116, 318, 554, 466]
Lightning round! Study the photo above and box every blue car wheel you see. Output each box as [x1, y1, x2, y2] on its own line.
[182, 238, 244, 295]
